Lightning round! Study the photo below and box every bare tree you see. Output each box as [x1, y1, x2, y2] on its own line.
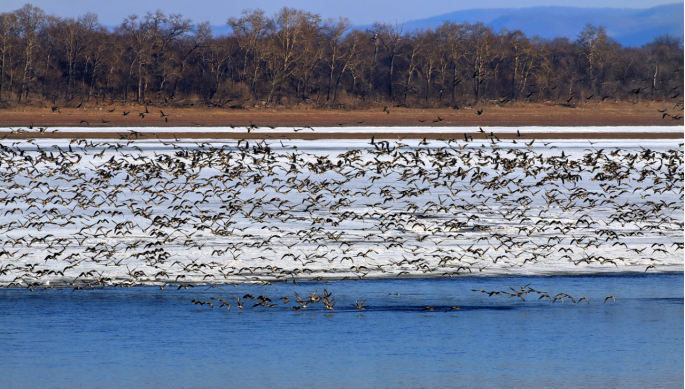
[503, 30, 537, 100]
[15, 4, 45, 101]
[195, 23, 233, 102]
[463, 22, 501, 102]
[0, 12, 19, 100]
[575, 24, 617, 95]
[228, 9, 271, 99]
[401, 30, 425, 103]
[372, 22, 404, 99]
[436, 21, 467, 103]
[264, 8, 320, 103]
[644, 34, 683, 96]
[58, 13, 100, 99]
[322, 17, 351, 102]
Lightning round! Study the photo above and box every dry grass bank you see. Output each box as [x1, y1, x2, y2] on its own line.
[0, 101, 682, 129]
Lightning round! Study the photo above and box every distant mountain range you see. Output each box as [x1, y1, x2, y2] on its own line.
[211, 3, 683, 47]
[394, 3, 684, 47]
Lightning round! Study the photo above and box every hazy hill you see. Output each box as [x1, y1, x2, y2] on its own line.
[398, 3, 684, 47]
[209, 3, 683, 47]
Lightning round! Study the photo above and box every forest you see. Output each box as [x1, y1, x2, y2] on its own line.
[0, 4, 682, 109]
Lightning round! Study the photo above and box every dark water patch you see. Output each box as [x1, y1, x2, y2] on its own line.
[326, 305, 516, 313]
[642, 297, 684, 304]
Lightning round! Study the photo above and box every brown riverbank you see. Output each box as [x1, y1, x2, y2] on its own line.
[0, 101, 682, 129]
[0, 131, 681, 141]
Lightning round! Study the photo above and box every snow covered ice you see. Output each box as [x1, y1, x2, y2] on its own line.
[0, 128, 682, 289]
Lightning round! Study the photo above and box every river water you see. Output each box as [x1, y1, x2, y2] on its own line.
[1, 273, 681, 388]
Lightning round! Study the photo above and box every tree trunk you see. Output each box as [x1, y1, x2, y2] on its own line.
[137, 62, 143, 102]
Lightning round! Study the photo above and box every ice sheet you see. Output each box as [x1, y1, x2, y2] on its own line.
[0, 133, 682, 289]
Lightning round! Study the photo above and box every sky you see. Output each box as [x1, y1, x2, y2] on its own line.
[0, 0, 679, 26]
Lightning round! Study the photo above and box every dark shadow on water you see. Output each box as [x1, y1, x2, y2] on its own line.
[642, 297, 684, 303]
[317, 305, 515, 313]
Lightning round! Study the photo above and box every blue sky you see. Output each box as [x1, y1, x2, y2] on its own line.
[0, 0, 679, 26]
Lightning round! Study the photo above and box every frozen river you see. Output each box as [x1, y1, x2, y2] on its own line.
[0, 127, 682, 290]
[0, 126, 682, 388]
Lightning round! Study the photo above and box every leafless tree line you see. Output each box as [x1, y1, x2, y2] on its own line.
[0, 4, 682, 109]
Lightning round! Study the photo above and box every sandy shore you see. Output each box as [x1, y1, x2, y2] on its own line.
[0, 102, 682, 129]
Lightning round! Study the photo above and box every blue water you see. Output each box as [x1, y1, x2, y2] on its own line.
[1, 273, 682, 388]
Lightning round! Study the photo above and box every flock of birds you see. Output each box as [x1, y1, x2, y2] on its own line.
[0, 128, 682, 312]
[191, 289, 352, 312]
[471, 284, 616, 305]
[184, 282, 618, 313]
